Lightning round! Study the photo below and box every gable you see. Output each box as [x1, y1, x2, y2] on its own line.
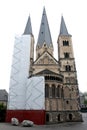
[35, 69, 58, 75]
[34, 51, 58, 65]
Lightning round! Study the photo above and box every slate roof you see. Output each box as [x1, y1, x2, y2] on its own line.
[37, 7, 53, 47]
[35, 69, 64, 78]
[59, 16, 71, 36]
[0, 89, 8, 101]
[35, 69, 58, 75]
[23, 16, 33, 35]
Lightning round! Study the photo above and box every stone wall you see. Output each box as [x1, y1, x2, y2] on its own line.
[46, 111, 82, 124]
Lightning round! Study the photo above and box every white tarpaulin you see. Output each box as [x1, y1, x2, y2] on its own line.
[26, 76, 45, 110]
[8, 35, 31, 109]
[8, 35, 45, 110]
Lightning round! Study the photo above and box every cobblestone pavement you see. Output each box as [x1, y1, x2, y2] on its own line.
[0, 113, 87, 130]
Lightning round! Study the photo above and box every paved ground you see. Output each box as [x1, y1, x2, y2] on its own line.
[0, 113, 87, 130]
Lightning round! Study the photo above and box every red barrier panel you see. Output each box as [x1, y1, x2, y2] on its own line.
[6, 110, 45, 125]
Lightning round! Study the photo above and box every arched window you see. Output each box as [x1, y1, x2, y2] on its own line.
[50, 76, 53, 80]
[61, 87, 64, 98]
[69, 66, 71, 71]
[45, 76, 50, 80]
[65, 65, 71, 71]
[57, 85, 60, 97]
[57, 114, 61, 121]
[52, 84, 55, 98]
[47, 76, 50, 80]
[64, 52, 69, 58]
[46, 113, 49, 122]
[49, 87, 52, 97]
[66, 100, 69, 104]
[69, 114, 73, 120]
[52, 76, 55, 80]
[66, 41, 69, 45]
[45, 76, 48, 80]
[45, 84, 49, 98]
[63, 40, 69, 46]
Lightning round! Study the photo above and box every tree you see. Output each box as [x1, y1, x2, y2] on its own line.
[0, 103, 6, 110]
[84, 92, 87, 96]
[0, 103, 7, 122]
[83, 92, 87, 105]
[84, 100, 87, 105]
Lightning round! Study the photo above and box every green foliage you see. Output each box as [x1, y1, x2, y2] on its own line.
[84, 92, 87, 96]
[84, 100, 87, 105]
[0, 103, 6, 110]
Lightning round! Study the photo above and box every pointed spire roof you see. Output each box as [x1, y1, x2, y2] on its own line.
[23, 16, 33, 35]
[37, 7, 52, 47]
[59, 16, 71, 36]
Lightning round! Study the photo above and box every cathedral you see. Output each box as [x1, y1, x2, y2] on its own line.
[6, 8, 82, 124]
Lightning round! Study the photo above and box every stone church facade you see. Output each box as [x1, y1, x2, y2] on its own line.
[27, 8, 82, 124]
[6, 8, 82, 124]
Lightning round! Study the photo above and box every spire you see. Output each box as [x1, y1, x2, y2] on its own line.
[23, 16, 33, 35]
[37, 7, 52, 47]
[59, 16, 71, 36]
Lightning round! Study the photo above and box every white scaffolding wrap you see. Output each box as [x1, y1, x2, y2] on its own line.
[26, 76, 45, 110]
[8, 35, 31, 109]
[8, 35, 45, 110]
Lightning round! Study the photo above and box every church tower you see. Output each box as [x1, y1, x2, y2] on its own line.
[23, 16, 34, 76]
[57, 16, 80, 111]
[36, 8, 53, 59]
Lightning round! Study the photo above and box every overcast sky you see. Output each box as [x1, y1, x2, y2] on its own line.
[0, 0, 87, 93]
